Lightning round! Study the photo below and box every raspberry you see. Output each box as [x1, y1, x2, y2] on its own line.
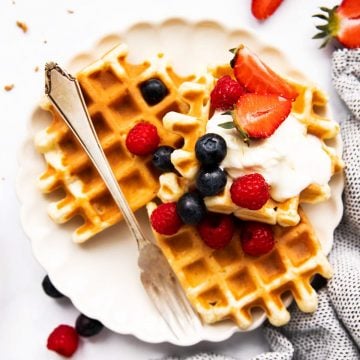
[210, 75, 245, 110]
[126, 122, 160, 156]
[230, 173, 270, 210]
[150, 202, 183, 235]
[241, 222, 274, 256]
[197, 213, 235, 249]
[47, 325, 79, 358]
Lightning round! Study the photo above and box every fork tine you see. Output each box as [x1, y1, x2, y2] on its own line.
[170, 281, 202, 334]
[160, 272, 202, 336]
[141, 272, 183, 340]
[172, 278, 202, 331]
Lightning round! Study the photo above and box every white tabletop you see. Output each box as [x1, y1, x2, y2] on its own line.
[0, 0, 344, 359]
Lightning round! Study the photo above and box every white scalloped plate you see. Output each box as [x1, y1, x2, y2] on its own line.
[17, 19, 344, 346]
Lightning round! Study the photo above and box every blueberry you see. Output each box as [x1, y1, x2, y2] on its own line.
[195, 133, 227, 166]
[152, 146, 175, 172]
[42, 275, 64, 298]
[75, 314, 104, 337]
[196, 166, 227, 196]
[311, 274, 328, 291]
[176, 192, 207, 225]
[140, 78, 168, 105]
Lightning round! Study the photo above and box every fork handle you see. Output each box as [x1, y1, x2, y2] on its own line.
[45, 63, 149, 249]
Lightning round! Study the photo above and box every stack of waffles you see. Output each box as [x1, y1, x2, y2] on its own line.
[35, 43, 343, 329]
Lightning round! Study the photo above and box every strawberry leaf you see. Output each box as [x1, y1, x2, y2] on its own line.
[313, 32, 327, 39]
[218, 121, 235, 129]
[312, 14, 328, 20]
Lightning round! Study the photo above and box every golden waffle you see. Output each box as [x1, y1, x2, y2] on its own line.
[35, 43, 213, 243]
[157, 63, 343, 227]
[147, 203, 333, 328]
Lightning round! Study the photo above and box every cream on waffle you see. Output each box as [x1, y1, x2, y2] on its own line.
[157, 63, 343, 227]
[35, 43, 213, 243]
[147, 203, 332, 328]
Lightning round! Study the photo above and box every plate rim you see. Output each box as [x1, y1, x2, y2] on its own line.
[16, 17, 344, 346]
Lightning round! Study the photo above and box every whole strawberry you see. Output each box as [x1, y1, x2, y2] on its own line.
[150, 202, 183, 235]
[197, 213, 235, 249]
[241, 221, 275, 256]
[230, 173, 270, 210]
[126, 122, 160, 156]
[210, 75, 245, 111]
[47, 325, 79, 358]
[251, 0, 284, 20]
[313, 0, 360, 49]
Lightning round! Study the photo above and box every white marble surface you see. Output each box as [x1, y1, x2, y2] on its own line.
[0, 0, 343, 359]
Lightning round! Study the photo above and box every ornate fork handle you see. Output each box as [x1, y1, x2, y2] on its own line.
[45, 62, 149, 250]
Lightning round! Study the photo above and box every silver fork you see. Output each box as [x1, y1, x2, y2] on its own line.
[44, 62, 202, 340]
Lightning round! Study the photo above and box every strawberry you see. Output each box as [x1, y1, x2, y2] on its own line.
[231, 45, 298, 101]
[313, 0, 360, 49]
[233, 93, 291, 141]
[251, 0, 284, 20]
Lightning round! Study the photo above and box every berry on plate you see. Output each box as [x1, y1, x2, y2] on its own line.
[47, 325, 79, 358]
[140, 78, 169, 105]
[231, 45, 298, 101]
[313, 0, 360, 49]
[176, 192, 207, 225]
[197, 213, 235, 249]
[75, 314, 104, 338]
[152, 145, 175, 172]
[233, 93, 292, 141]
[42, 275, 64, 299]
[196, 166, 227, 197]
[230, 173, 270, 210]
[210, 75, 245, 110]
[126, 122, 160, 156]
[251, 0, 284, 20]
[195, 133, 227, 166]
[150, 202, 183, 235]
[240, 221, 275, 256]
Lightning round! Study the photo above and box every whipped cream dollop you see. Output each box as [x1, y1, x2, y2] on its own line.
[206, 112, 332, 202]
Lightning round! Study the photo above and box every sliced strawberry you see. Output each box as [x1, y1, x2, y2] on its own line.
[337, 0, 360, 19]
[233, 93, 291, 140]
[313, 2, 360, 49]
[251, 0, 284, 20]
[232, 45, 298, 101]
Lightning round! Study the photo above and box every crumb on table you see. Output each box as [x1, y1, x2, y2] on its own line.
[67, 9, 74, 14]
[4, 84, 14, 92]
[16, 21, 28, 33]
[34, 66, 39, 72]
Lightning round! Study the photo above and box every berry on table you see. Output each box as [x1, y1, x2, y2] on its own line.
[197, 213, 235, 249]
[230, 173, 270, 210]
[196, 166, 227, 197]
[176, 192, 207, 225]
[47, 325, 79, 358]
[126, 122, 160, 156]
[42, 275, 64, 299]
[251, 0, 284, 20]
[75, 314, 104, 338]
[240, 221, 275, 256]
[313, 0, 360, 49]
[210, 75, 245, 110]
[195, 133, 227, 166]
[152, 145, 175, 172]
[140, 78, 169, 105]
[150, 202, 183, 235]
